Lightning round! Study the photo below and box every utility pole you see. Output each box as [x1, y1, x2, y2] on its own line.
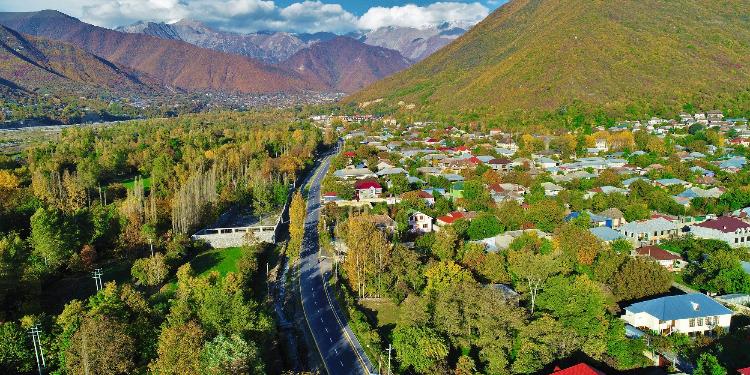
[149, 238, 154, 257]
[92, 268, 103, 292]
[387, 343, 392, 375]
[29, 324, 45, 375]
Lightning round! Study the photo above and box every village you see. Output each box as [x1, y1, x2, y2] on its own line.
[311, 110, 750, 374]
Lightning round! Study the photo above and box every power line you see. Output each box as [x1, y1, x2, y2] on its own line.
[92, 268, 103, 291]
[29, 324, 45, 375]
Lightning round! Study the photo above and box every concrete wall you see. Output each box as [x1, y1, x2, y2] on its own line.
[192, 225, 277, 248]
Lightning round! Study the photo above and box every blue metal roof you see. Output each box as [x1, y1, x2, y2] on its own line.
[590, 226, 623, 242]
[624, 294, 732, 320]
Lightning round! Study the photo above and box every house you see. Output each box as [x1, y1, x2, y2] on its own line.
[435, 211, 477, 228]
[541, 182, 564, 197]
[551, 363, 605, 375]
[618, 217, 679, 246]
[690, 216, 750, 248]
[488, 158, 512, 172]
[654, 178, 691, 188]
[409, 211, 433, 233]
[403, 190, 435, 207]
[621, 293, 732, 336]
[365, 214, 397, 233]
[333, 167, 377, 180]
[729, 138, 750, 147]
[635, 246, 686, 271]
[584, 186, 628, 199]
[590, 226, 624, 243]
[377, 167, 408, 177]
[738, 367, 750, 375]
[354, 180, 383, 200]
[598, 208, 627, 227]
[322, 192, 341, 203]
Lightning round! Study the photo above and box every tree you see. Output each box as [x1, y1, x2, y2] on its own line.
[693, 353, 727, 375]
[526, 200, 564, 232]
[288, 191, 306, 261]
[0, 232, 26, 316]
[30, 207, 77, 270]
[344, 216, 392, 298]
[507, 250, 562, 314]
[131, 253, 170, 286]
[467, 214, 503, 240]
[150, 321, 205, 375]
[383, 245, 425, 302]
[66, 316, 135, 375]
[79, 244, 97, 271]
[512, 315, 577, 374]
[555, 224, 602, 266]
[0, 322, 33, 374]
[432, 226, 460, 260]
[389, 174, 411, 195]
[536, 275, 610, 357]
[495, 201, 525, 231]
[424, 261, 475, 294]
[200, 334, 264, 375]
[608, 258, 672, 301]
[392, 325, 449, 374]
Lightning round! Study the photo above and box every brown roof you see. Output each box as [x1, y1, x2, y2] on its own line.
[695, 216, 750, 233]
[636, 246, 682, 261]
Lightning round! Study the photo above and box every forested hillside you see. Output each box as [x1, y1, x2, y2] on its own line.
[348, 0, 750, 125]
[0, 111, 335, 373]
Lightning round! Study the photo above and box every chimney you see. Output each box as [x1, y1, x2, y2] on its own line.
[691, 302, 700, 311]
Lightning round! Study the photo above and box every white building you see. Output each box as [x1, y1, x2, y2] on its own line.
[621, 294, 732, 336]
[409, 211, 433, 233]
[618, 217, 679, 246]
[689, 216, 750, 248]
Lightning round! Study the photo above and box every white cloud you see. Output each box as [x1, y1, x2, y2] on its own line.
[358, 2, 489, 30]
[3, 0, 490, 33]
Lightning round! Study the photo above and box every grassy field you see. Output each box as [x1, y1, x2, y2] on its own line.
[360, 298, 400, 340]
[190, 247, 243, 277]
[121, 176, 152, 190]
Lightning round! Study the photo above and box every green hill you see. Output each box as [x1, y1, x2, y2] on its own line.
[347, 0, 750, 124]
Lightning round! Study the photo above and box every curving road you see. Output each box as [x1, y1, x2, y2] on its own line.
[298, 145, 376, 375]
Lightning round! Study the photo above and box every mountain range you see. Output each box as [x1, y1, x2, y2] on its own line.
[0, 24, 159, 99]
[348, 0, 750, 119]
[116, 18, 465, 64]
[0, 10, 420, 98]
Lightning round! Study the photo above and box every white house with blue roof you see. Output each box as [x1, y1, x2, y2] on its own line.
[621, 294, 732, 336]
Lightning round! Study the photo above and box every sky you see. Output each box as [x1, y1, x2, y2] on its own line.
[0, 0, 506, 34]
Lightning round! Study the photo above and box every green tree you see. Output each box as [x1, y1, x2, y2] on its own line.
[200, 334, 264, 375]
[30, 207, 77, 270]
[467, 214, 503, 240]
[507, 250, 563, 314]
[693, 353, 727, 375]
[0, 322, 33, 374]
[392, 325, 449, 374]
[131, 253, 170, 286]
[432, 226, 461, 260]
[536, 275, 610, 357]
[512, 315, 576, 374]
[389, 174, 411, 195]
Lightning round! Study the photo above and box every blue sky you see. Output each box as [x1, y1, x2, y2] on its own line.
[0, 0, 506, 33]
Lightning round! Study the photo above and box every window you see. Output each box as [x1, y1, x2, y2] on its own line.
[735, 238, 739, 244]
[697, 318, 704, 326]
[689, 318, 695, 327]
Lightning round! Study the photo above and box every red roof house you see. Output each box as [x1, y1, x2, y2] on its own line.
[343, 151, 356, 158]
[551, 363, 605, 375]
[737, 367, 750, 375]
[354, 180, 382, 200]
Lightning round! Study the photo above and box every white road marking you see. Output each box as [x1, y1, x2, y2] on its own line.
[329, 337, 333, 343]
[325, 327, 329, 333]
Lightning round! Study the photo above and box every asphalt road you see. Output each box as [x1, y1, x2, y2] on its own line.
[298, 147, 376, 375]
